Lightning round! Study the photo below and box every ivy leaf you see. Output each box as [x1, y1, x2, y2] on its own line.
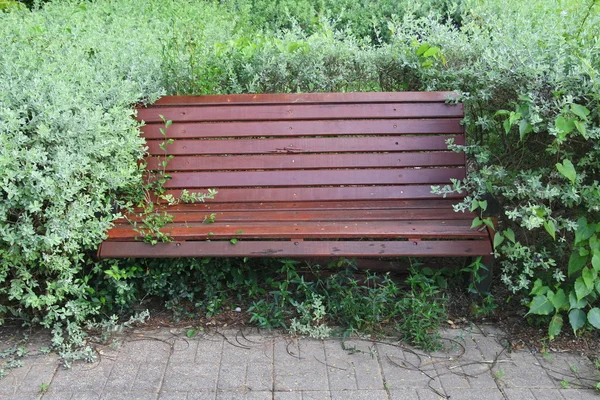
[556, 159, 576, 184]
[548, 288, 568, 312]
[504, 228, 516, 243]
[423, 46, 440, 57]
[548, 315, 563, 339]
[592, 254, 600, 272]
[568, 252, 588, 277]
[568, 309, 586, 334]
[416, 43, 429, 56]
[574, 120, 587, 139]
[555, 115, 575, 135]
[587, 308, 600, 329]
[493, 232, 504, 249]
[569, 290, 588, 310]
[229, 238, 238, 245]
[574, 277, 593, 301]
[519, 119, 532, 141]
[582, 267, 597, 290]
[471, 217, 483, 229]
[527, 295, 554, 315]
[543, 220, 556, 240]
[571, 103, 590, 120]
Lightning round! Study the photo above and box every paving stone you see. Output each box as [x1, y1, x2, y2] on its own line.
[273, 391, 302, 400]
[444, 388, 504, 399]
[158, 392, 189, 400]
[503, 388, 536, 400]
[163, 363, 220, 391]
[0, 364, 31, 395]
[104, 362, 138, 392]
[300, 391, 331, 400]
[0, 395, 42, 400]
[170, 339, 200, 363]
[376, 344, 437, 390]
[99, 392, 158, 400]
[274, 339, 328, 392]
[118, 338, 173, 364]
[215, 391, 273, 399]
[433, 366, 470, 390]
[132, 362, 168, 392]
[71, 392, 102, 400]
[330, 389, 388, 399]
[493, 351, 556, 389]
[388, 389, 420, 400]
[187, 392, 217, 400]
[560, 389, 600, 399]
[16, 363, 57, 394]
[529, 388, 566, 400]
[49, 360, 114, 392]
[41, 393, 73, 400]
[323, 340, 357, 391]
[195, 338, 224, 364]
[217, 337, 272, 392]
[461, 362, 498, 389]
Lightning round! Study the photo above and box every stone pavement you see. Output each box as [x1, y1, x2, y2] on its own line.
[1, 325, 599, 400]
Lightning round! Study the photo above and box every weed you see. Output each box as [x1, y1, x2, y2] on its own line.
[494, 369, 505, 380]
[560, 379, 570, 389]
[39, 383, 49, 393]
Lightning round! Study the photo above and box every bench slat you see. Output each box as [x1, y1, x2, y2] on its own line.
[152, 91, 458, 105]
[161, 168, 465, 188]
[145, 135, 464, 155]
[98, 239, 491, 258]
[162, 186, 462, 202]
[106, 220, 488, 240]
[146, 152, 465, 171]
[138, 103, 463, 123]
[118, 208, 472, 223]
[141, 118, 464, 139]
[150, 200, 462, 212]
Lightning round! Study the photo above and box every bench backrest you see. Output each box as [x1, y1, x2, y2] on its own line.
[137, 92, 465, 203]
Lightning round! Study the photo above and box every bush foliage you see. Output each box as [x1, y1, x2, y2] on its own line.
[1, 0, 599, 350]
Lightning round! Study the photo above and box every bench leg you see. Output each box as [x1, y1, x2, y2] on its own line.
[471, 255, 494, 294]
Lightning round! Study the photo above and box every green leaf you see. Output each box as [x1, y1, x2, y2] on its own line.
[569, 291, 588, 309]
[165, 119, 173, 128]
[556, 159, 576, 184]
[518, 119, 532, 141]
[568, 252, 588, 277]
[548, 288, 568, 312]
[478, 200, 488, 211]
[471, 217, 483, 229]
[575, 277, 593, 301]
[582, 267, 597, 290]
[571, 103, 590, 120]
[574, 120, 587, 139]
[530, 279, 548, 296]
[568, 309, 586, 334]
[593, 255, 600, 272]
[555, 115, 575, 135]
[527, 295, 554, 315]
[548, 315, 563, 339]
[503, 119, 511, 135]
[483, 217, 495, 230]
[504, 228, 516, 243]
[544, 220, 556, 240]
[416, 43, 429, 56]
[493, 232, 504, 249]
[423, 46, 440, 57]
[230, 238, 238, 245]
[587, 308, 600, 329]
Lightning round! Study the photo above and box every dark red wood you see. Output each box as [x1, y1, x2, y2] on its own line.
[99, 92, 489, 261]
[119, 208, 473, 223]
[141, 118, 464, 139]
[161, 186, 461, 203]
[161, 168, 465, 188]
[137, 103, 463, 123]
[138, 199, 462, 212]
[98, 239, 491, 258]
[151, 91, 459, 105]
[146, 152, 465, 171]
[145, 135, 464, 155]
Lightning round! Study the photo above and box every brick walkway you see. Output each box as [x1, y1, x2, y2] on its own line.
[1, 325, 598, 399]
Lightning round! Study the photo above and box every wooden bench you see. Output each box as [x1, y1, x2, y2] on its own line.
[98, 92, 494, 287]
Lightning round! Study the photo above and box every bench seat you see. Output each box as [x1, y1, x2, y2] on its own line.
[98, 92, 494, 265]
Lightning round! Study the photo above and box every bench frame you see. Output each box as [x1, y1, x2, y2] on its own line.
[98, 92, 495, 290]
